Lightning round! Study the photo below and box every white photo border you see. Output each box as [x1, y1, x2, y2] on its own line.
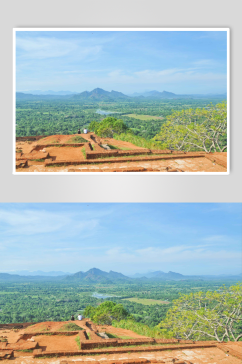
[13, 27, 230, 175]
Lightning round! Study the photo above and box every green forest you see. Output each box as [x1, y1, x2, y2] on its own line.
[15, 98, 225, 138]
[0, 280, 238, 326]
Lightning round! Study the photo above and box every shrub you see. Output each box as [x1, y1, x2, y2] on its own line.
[112, 319, 169, 339]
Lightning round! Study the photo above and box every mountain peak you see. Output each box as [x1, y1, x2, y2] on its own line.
[71, 88, 130, 101]
[92, 88, 106, 94]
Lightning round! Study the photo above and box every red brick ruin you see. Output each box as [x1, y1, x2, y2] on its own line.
[0, 320, 241, 363]
[15, 133, 227, 173]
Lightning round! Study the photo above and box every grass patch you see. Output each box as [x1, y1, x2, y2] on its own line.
[105, 332, 119, 338]
[82, 147, 86, 159]
[91, 144, 95, 151]
[87, 332, 91, 339]
[46, 163, 67, 167]
[93, 342, 180, 350]
[112, 319, 168, 339]
[75, 335, 81, 349]
[92, 343, 161, 350]
[117, 147, 133, 150]
[67, 136, 87, 143]
[17, 349, 33, 353]
[114, 133, 163, 150]
[107, 144, 119, 150]
[16, 149, 22, 153]
[47, 144, 83, 148]
[119, 335, 136, 339]
[31, 158, 45, 162]
[125, 114, 164, 121]
[123, 298, 170, 305]
[58, 322, 83, 332]
[37, 332, 53, 335]
[105, 332, 134, 339]
[97, 153, 167, 160]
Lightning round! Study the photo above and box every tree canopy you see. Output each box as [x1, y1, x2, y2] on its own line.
[153, 102, 227, 153]
[89, 117, 129, 138]
[84, 301, 131, 325]
[158, 283, 242, 342]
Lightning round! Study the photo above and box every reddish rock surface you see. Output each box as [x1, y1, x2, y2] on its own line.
[0, 320, 241, 363]
[15, 134, 227, 173]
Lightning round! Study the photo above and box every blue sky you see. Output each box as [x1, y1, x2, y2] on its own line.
[16, 30, 227, 94]
[0, 203, 240, 275]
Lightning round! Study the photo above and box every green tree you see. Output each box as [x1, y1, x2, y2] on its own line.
[158, 283, 242, 342]
[153, 102, 227, 152]
[89, 121, 99, 133]
[84, 301, 131, 325]
[89, 117, 129, 138]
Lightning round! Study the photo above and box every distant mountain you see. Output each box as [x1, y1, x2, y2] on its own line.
[130, 271, 241, 281]
[8, 270, 70, 277]
[16, 92, 70, 100]
[65, 268, 131, 283]
[72, 88, 130, 101]
[129, 271, 184, 280]
[148, 271, 184, 279]
[19, 90, 78, 96]
[129, 90, 226, 100]
[0, 272, 63, 281]
[0, 273, 23, 281]
[128, 273, 146, 278]
[129, 90, 176, 98]
[16, 89, 227, 102]
[144, 90, 176, 98]
[1, 269, 240, 283]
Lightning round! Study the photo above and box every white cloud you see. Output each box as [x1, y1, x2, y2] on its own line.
[0, 208, 99, 236]
[101, 244, 240, 266]
[201, 235, 228, 242]
[16, 36, 102, 60]
[133, 69, 226, 84]
[192, 59, 217, 67]
[95, 67, 227, 87]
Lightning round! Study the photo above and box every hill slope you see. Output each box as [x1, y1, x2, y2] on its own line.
[71, 88, 130, 101]
[65, 268, 131, 283]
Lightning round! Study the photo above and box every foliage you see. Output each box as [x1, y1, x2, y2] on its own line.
[84, 301, 131, 325]
[75, 335, 81, 349]
[16, 98, 225, 140]
[112, 319, 169, 339]
[89, 121, 99, 133]
[89, 117, 128, 138]
[154, 102, 227, 152]
[158, 283, 242, 342]
[58, 322, 83, 331]
[113, 133, 163, 150]
[125, 114, 164, 121]
[67, 136, 88, 143]
[0, 280, 238, 328]
[82, 147, 86, 159]
[123, 298, 170, 305]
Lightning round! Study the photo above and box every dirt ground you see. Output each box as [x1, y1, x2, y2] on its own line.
[35, 135, 90, 145]
[0, 329, 24, 344]
[1, 347, 241, 364]
[44, 147, 85, 161]
[223, 342, 242, 354]
[15, 134, 227, 173]
[1, 321, 242, 364]
[21, 321, 83, 333]
[33, 334, 80, 351]
[95, 325, 149, 339]
[16, 156, 227, 173]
